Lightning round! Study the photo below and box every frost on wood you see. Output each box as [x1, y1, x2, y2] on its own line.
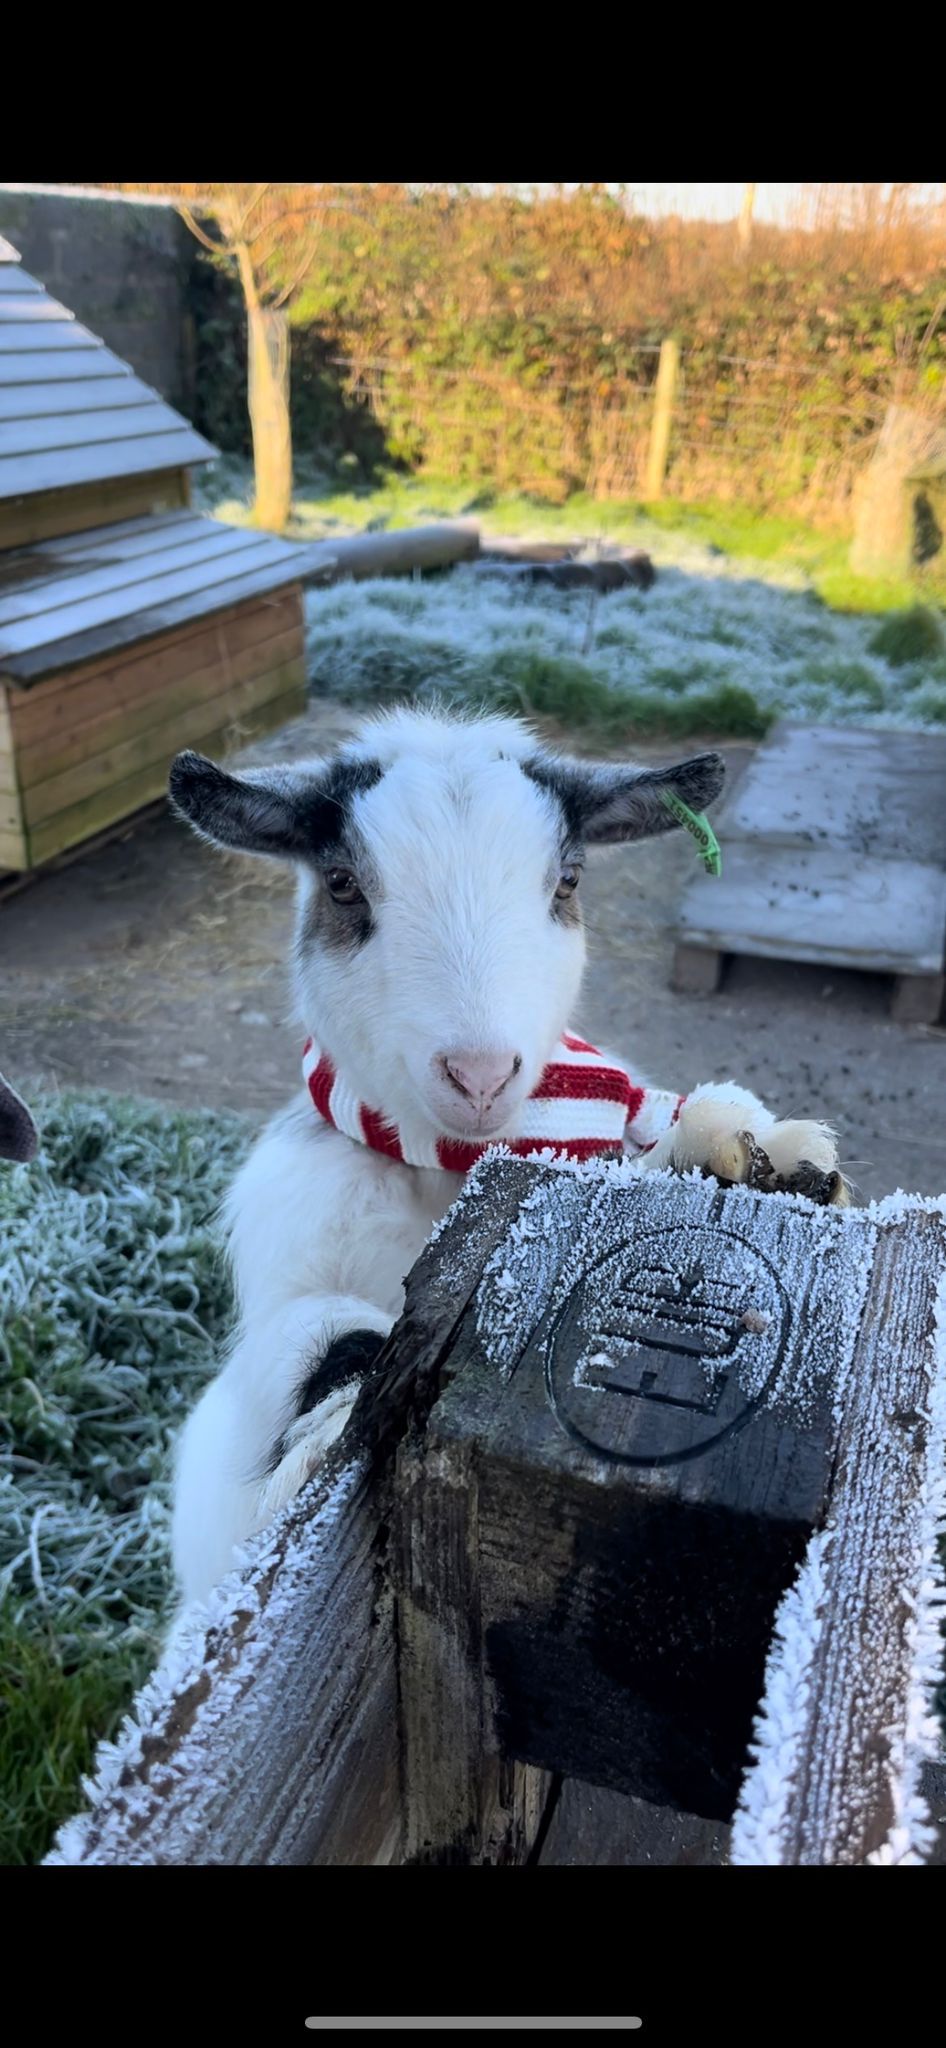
[474, 1155, 874, 1430]
[44, 1451, 398, 1866]
[43, 1155, 946, 1867]
[730, 1193, 946, 1867]
[40, 1159, 519, 1868]
[461, 1158, 946, 1862]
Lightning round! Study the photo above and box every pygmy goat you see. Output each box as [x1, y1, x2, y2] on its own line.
[169, 706, 848, 1605]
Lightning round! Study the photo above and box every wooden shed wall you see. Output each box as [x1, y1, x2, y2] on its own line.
[0, 468, 190, 551]
[0, 585, 306, 871]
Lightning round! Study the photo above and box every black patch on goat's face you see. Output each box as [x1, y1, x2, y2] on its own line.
[300, 759, 383, 954]
[551, 865, 584, 930]
[298, 855, 376, 956]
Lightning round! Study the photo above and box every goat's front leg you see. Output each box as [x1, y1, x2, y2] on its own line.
[640, 1081, 851, 1206]
[171, 1292, 393, 1608]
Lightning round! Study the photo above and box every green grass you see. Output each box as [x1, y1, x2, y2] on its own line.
[197, 460, 946, 619]
[200, 464, 946, 742]
[0, 1091, 251, 1865]
[0, 1610, 145, 1867]
[486, 651, 773, 741]
[867, 604, 946, 666]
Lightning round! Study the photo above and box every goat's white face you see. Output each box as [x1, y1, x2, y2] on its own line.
[169, 708, 724, 1140]
[296, 746, 584, 1138]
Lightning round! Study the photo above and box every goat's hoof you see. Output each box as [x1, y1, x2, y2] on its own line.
[779, 1159, 851, 1207]
[716, 1133, 852, 1208]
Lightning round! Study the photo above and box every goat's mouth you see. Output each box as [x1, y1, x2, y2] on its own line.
[423, 1047, 527, 1141]
[424, 1080, 524, 1142]
[436, 1100, 520, 1141]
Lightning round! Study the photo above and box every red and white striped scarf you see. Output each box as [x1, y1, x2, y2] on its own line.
[303, 1031, 683, 1172]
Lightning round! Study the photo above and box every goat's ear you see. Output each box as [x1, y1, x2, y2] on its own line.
[526, 751, 725, 846]
[168, 751, 326, 861]
[0, 1073, 38, 1163]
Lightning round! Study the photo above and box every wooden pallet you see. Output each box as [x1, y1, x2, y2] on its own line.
[673, 724, 946, 1023]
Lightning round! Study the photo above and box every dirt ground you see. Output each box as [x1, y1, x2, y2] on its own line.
[2, 700, 946, 1205]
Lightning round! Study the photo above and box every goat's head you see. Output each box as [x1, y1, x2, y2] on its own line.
[170, 709, 723, 1143]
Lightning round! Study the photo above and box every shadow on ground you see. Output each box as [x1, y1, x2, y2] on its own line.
[2, 704, 944, 1204]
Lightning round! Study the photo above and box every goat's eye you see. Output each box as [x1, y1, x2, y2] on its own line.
[555, 865, 581, 900]
[324, 867, 365, 906]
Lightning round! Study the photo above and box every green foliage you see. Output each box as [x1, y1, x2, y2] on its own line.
[189, 250, 251, 458]
[189, 188, 946, 507]
[908, 678, 946, 723]
[0, 1613, 149, 1868]
[868, 604, 946, 666]
[803, 660, 887, 707]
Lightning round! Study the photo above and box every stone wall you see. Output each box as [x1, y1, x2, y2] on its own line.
[0, 188, 198, 415]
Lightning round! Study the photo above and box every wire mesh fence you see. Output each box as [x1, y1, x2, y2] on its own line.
[320, 341, 895, 513]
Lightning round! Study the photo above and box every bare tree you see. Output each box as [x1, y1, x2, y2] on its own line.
[178, 185, 330, 531]
[101, 183, 333, 531]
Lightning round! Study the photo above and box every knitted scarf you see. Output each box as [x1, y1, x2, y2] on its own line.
[303, 1031, 684, 1172]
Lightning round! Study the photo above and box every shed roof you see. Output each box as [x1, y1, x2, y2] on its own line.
[0, 238, 216, 500]
[0, 509, 329, 685]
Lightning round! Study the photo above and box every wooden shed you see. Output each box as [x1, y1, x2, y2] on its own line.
[0, 233, 325, 873]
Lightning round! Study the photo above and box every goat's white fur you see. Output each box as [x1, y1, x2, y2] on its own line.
[170, 708, 843, 1607]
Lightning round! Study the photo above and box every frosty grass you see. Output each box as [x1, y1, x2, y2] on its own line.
[305, 546, 946, 736]
[0, 1092, 250, 1863]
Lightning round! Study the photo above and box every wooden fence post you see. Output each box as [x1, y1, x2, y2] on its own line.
[850, 402, 946, 578]
[46, 1157, 946, 1867]
[644, 338, 680, 500]
[738, 183, 757, 253]
[393, 1161, 946, 1865]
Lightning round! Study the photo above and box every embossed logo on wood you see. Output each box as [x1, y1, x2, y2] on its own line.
[544, 1224, 792, 1466]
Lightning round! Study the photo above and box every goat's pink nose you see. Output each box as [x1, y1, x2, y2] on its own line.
[439, 1051, 522, 1110]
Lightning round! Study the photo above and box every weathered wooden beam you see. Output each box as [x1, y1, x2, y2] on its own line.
[48, 1156, 946, 1867]
[537, 1778, 730, 1866]
[302, 521, 480, 587]
[476, 553, 656, 592]
[731, 1198, 946, 1865]
[44, 1164, 542, 1866]
[394, 1160, 946, 1863]
[396, 1412, 550, 1865]
[644, 338, 680, 500]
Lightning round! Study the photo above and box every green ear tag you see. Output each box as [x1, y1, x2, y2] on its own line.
[659, 789, 722, 876]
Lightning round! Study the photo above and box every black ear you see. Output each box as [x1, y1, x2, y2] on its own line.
[169, 752, 311, 859]
[526, 751, 725, 846]
[0, 1073, 38, 1163]
[169, 751, 386, 862]
[168, 751, 342, 862]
